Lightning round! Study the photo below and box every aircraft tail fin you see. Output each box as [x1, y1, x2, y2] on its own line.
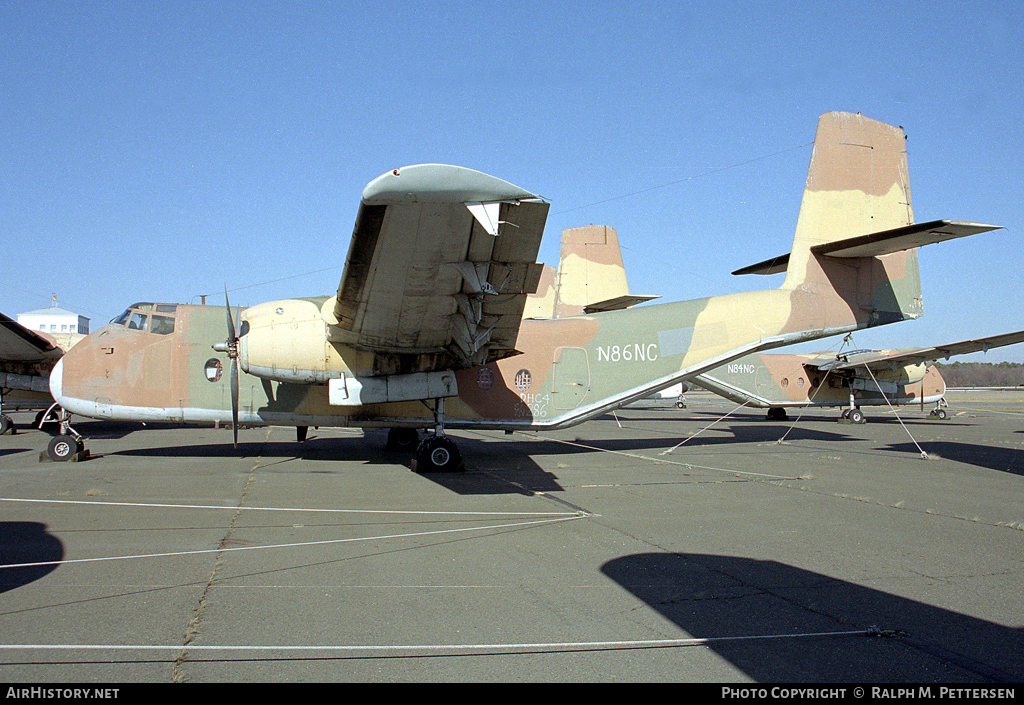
[551, 225, 659, 317]
[756, 112, 925, 327]
[766, 112, 1003, 329]
[553, 225, 630, 317]
[786, 111, 916, 284]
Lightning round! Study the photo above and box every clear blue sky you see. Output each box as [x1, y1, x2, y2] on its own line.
[3, 1, 1022, 361]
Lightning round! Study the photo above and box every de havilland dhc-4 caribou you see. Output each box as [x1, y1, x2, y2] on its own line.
[42, 112, 1003, 469]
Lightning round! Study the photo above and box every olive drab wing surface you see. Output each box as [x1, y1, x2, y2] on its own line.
[49, 113, 1003, 469]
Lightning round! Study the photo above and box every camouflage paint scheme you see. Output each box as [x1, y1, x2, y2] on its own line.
[543, 216, 1024, 421]
[691, 351, 946, 412]
[50, 113, 1001, 451]
[690, 328, 1024, 418]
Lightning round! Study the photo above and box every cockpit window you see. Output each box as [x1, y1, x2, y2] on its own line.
[151, 315, 175, 335]
[127, 313, 149, 331]
[112, 302, 178, 332]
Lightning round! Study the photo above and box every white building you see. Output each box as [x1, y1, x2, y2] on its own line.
[17, 304, 90, 336]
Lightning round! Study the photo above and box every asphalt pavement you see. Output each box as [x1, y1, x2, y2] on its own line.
[1, 390, 1021, 683]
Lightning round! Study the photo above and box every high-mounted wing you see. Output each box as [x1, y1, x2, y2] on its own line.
[1, 312, 66, 397]
[814, 330, 1024, 373]
[0, 312, 62, 364]
[326, 165, 549, 368]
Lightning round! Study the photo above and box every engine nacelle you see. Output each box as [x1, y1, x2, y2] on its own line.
[239, 298, 339, 384]
[236, 298, 460, 404]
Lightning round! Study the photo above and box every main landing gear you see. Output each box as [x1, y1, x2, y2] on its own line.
[839, 407, 865, 424]
[405, 397, 464, 473]
[839, 389, 866, 424]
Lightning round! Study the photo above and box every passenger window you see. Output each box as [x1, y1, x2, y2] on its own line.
[127, 313, 149, 331]
[151, 315, 175, 335]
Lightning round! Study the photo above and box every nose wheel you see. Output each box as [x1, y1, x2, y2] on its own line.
[46, 435, 83, 462]
[44, 408, 88, 462]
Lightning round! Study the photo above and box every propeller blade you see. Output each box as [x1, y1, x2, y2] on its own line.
[223, 285, 240, 448]
[224, 286, 237, 344]
[230, 355, 239, 448]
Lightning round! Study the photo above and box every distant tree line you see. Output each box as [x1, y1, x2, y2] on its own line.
[934, 361, 1024, 388]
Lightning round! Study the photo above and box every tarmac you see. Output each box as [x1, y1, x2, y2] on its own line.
[0, 389, 1022, 683]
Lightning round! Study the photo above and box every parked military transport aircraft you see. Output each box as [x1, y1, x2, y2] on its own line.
[689, 333, 1024, 422]
[0, 312, 82, 435]
[46, 112, 1002, 469]
[541, 221, 1024, 423]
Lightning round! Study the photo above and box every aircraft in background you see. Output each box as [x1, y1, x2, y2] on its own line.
[0, 312, 83, 435]
[46, 112, 1002, 468]
[690, 333, 1024, 423]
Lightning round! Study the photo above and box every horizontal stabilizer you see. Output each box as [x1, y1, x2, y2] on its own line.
[583, 294, 660, 314]
[734, 220, 1002, 275]
[732, 254, 790, 277]
[811, 220, 1002, 258]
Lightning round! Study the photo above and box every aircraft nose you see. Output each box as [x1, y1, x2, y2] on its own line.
[49, 357, 64, 402]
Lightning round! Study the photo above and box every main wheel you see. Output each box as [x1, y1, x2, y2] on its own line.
[0, 415, 12, 435]
[414, 435, 463, 473]
[848, 408, 865, 424]
[47, 435, 81, 462]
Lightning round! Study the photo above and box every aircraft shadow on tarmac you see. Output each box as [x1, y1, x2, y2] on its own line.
[0, 522, 63, 594]
[98, 421, 865, 497]
[882, 441, 1024, 475]
[594, 418, 859, 446]
[601, 552, 1022, 683]
[108, 432, 569, 496]
[674, 409, 974, 427]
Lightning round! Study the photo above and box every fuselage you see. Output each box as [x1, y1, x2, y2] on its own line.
[50, 285, 873, 432]
[692, 351, 947, 409]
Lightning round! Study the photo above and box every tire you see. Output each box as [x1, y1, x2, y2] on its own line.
[47, 435, 80, 462]
[849, 408, 865, 424]
[0, 415, 12, 435]
[415, 435, 463, 472]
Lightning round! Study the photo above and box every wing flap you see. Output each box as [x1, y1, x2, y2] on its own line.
[330, 165, 549, 367]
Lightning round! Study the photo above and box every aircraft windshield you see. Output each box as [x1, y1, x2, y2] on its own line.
[111, 303, 178, 335]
